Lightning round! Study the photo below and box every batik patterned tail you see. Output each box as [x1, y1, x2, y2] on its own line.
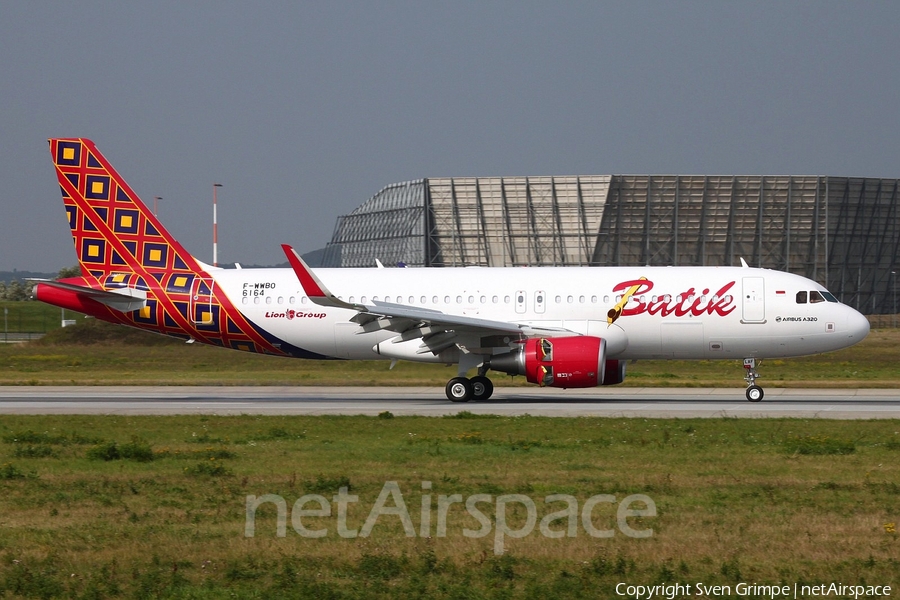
[45, 137, 305, 358]
[49, 138, 200, 280]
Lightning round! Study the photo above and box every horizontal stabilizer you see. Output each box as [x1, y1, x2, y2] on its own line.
[32, 280, 147, 313]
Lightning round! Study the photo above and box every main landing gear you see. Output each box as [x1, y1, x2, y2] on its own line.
[445, 374, 494, 402]
[743, 358, 764, 402]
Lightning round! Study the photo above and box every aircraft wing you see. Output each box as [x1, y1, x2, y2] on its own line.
[31, 279, 148, 313]
[281, 245, 569, 344]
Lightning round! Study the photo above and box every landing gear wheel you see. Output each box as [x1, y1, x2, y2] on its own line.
[446, 377, 473, 402]
[746, 385, 764, 402]
[470, 376, 494, 401]
[742, 358, 763, 402]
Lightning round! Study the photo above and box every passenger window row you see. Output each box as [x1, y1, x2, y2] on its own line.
[242, 294, 605, 307]
[241, 291, 743, 309]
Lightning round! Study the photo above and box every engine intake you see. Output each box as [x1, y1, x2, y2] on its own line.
[602, 359, 627, 386]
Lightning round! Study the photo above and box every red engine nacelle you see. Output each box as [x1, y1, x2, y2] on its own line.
[491, 336, 612, 389]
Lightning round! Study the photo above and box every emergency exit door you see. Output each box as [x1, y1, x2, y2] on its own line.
[190, 278, 215, 325]
[741, 277, 765, 323]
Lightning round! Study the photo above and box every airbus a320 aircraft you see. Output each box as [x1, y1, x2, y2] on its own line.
[34, 139, 870, 402]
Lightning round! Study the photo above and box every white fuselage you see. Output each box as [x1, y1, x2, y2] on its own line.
[208, 265, 870, 361]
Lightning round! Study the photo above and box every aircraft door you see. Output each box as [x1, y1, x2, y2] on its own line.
[741, 277, 765, 323]
[515, 290, 527, 314]
[190, 277, 215, 325]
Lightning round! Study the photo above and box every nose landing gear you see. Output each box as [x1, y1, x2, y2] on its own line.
[743, 358, 764, 402]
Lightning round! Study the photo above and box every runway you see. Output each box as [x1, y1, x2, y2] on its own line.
[0, 386, 898, 418]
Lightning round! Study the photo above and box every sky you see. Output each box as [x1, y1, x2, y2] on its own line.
[1, 2, 898, 272]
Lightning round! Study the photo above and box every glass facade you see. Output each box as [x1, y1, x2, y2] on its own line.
[323, 179, 426, 268]
[426, 176, 611, 267]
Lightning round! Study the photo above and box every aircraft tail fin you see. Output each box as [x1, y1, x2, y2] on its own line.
[48, 138, 202, 280]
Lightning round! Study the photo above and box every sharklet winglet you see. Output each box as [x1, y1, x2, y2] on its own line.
[281, 244, 364, 311]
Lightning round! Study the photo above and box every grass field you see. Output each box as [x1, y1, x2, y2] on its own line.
[1, 318, 899, 388]
[0, 414, 897, 598]
[0, 302, 72, 335]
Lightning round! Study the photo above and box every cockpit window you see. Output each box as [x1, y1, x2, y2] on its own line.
[797, 289, 838, 304]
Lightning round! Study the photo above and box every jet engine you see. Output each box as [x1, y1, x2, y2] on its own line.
[490, 336, 625, 388]
[602, 359, 627, 385]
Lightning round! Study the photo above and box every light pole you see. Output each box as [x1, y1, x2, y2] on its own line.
[213, 183, 222, 267]
[4, 307, 7, 343]
[892, 271, 896, 328]
[153, 196, 162, 217]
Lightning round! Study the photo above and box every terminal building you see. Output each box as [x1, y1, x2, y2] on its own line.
[320, 175, 900, 314]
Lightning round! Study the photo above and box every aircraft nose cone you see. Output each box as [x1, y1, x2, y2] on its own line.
[846, 308, 870, 341]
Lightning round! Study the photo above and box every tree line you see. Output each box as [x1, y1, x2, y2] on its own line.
[0, 266, 81, 301]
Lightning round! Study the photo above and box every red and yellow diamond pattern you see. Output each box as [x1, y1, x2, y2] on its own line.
[49, 138, 291, 356]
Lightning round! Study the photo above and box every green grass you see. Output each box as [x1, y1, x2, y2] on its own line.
[0, 415, 897, 598]
[1, 318, 899, 387]
[0, 302, 78, 334]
